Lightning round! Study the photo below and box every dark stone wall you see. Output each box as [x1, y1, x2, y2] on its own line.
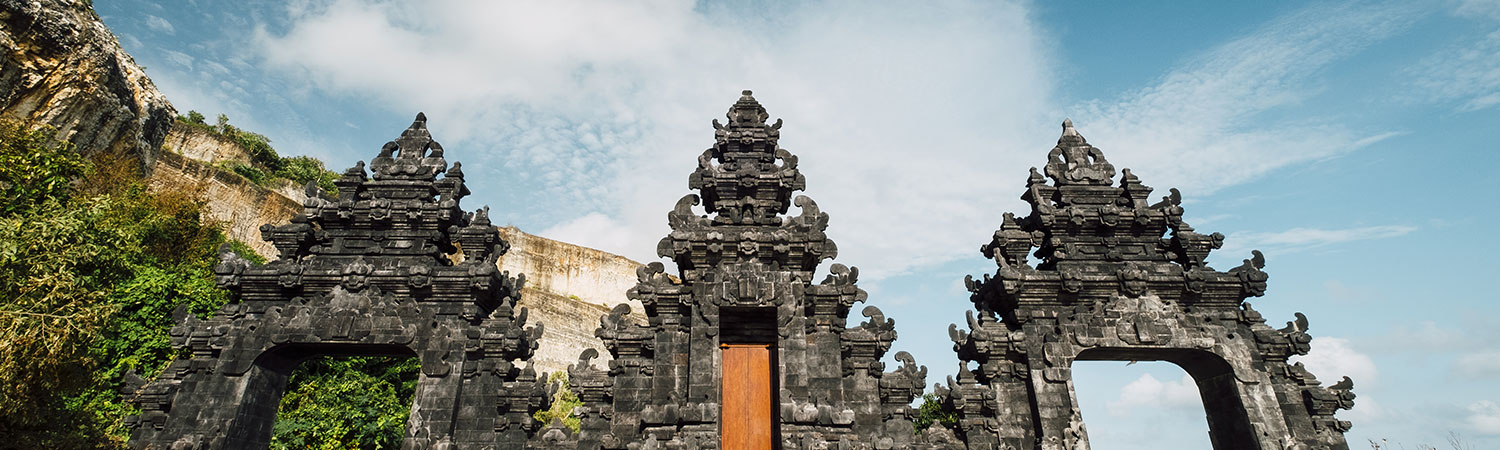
[558, 92, 950, 449]
[125, 115, 550, 449]
[122, 99, 1358, 450]
[942, 119, 1356, 450]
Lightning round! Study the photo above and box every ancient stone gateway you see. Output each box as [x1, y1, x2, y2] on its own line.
[126, 94, 1357, 449]
[945, 119, 1356, 450]
[555, 91, 937, 449]
[126, 115, 550, 449]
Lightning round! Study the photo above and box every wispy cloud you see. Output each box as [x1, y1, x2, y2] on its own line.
[1071, 2, 1415, 195]
[1409, 16, 1500, 112]
[1468, 400, 1500, 435]
[1219, 225, 1416, 260]
[251, 0, 1416, 280]
[144, 15, 174, 35]
[253, 0, 1056, 277]
[1455, 350, 1500, 380]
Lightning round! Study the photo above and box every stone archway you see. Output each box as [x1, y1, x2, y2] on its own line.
[124, 115, 550, 449]
[1070, 347, 1258, 449]
[941, 120, 1357, 450]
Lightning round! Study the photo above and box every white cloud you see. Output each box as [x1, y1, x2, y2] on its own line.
[162, 50, 194, 70]
[1341, 395, 1384, 423]
[1071, 2, 1414, 195]
[536, 212, 640, 261]
[251, 1, 1412, 280]
[1106, 373, 1201, 417]
[1467, 400, 1500, 435]
[1291, 337, 1378, 388]
[1455, 350, 1500, 380]
[1458, 0, 1500, 20]
[1406, 1, 1500, 111]
[145, 15, 175, 34]
[253, 0, 1055, 277]
[1218, 225, 1416, 261]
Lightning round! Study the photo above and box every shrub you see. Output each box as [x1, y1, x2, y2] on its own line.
[0, 120, 234, 447]
[533, 371, 583, 431]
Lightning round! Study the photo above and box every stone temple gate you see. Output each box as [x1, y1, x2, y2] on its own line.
[126, 94, 1355, 449]
[945, 119, 1356, 450]
[127, 114, 548, 449]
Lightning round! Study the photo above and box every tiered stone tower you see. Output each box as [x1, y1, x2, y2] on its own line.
[125, 114, 551, 449]
[941, 120, 1356, 449]
[556, 92, 939, 449]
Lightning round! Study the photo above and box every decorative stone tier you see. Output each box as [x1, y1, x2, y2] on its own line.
[125, 114, 552, 449]
[938, 120, 1356, 450]
[554, 91, 950, 449]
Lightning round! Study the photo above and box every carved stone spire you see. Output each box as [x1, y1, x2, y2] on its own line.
[671, 90, 825, 274]
[572, 92, 933, 449]
[947, 118, 1353, 450]
[129, 114, 547, 448]
[1044, 118, 1115, 186]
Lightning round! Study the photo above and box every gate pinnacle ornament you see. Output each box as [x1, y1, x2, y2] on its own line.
[124, 114, 552, 449]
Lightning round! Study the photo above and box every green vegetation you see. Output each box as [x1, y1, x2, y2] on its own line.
[0, 120, 411, 448]
[271, 357, 419, 450]
[914, 393, 959, 434]
[0, 121, 233, 447]
[533, 371, 583, 432]
[179, 110, 339, 195]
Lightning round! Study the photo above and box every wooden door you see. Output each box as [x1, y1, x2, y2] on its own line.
[721, 343, 773, 449]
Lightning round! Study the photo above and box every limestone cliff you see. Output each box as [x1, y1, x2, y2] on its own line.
[3, 0, 634, 375]
[0, 0, 174, 174]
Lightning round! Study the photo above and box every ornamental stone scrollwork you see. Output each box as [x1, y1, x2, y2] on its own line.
[945, 119, 1356, 450]
[124, 114, 551, 449]
[572, 91, 940, 449]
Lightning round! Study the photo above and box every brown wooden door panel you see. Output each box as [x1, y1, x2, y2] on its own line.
[721, 344, 773, 449]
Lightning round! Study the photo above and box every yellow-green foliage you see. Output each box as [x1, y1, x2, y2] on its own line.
[271, 357, 419, 450]
[180, 111, 338, 194]
[534, 371, 583, 432]
[0, 121, 235, 447]
[0, 120, 418, 448]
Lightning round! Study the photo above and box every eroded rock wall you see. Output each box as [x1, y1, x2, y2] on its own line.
[148, 151, 303, 259]
[0, 0, 174, 174]
[162, 123, 250, 164]
[496, 225, 642, 311]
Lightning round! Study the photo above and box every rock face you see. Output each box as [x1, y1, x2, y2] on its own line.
[162, 123, 251, 164]
[497, 226, 645, 373]
[0, 0, 175, 174]
[150, 123, 305, 259]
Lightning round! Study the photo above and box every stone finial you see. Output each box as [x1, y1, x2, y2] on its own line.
[1044, 118, 1115, 185]
[395, 112, 433, 159]
[1061, 118, 1079, 138]
[725, 89, 771, 128]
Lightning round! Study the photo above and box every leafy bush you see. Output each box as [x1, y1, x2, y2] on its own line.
[0, 119, 396, 447]
[275, 155, 339, 195]
[533, 371, 583, 431]
[0, 123, 87, 215]
[914, 393, 959, 433]
[183, 114, 340, 196]
[0, 120, 237, 447]
[224, 161, 269, 185]
[271, 357, 419, 450]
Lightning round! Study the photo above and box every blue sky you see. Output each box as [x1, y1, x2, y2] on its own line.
[97, 1, 1500, 447]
